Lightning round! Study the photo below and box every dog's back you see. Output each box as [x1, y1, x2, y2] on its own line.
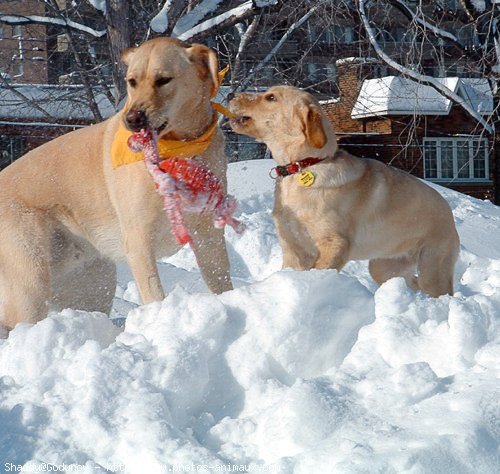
[0, 118, 121, 328]
[340, 154, 459, 262]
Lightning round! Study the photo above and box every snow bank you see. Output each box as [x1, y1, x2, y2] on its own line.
[0, 160, 499, 473]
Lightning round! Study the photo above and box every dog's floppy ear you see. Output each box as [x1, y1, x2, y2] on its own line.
[299, 103, 327, 149]
[121, 47, 136, 66]
[186, 44, 219, 93]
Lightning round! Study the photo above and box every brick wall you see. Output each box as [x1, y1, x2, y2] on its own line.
[324, 59, 395, 135]
[0, 1, 49, 84]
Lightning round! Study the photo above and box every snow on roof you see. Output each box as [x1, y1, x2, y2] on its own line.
[351, 76, 494, 119]
[0, 84, 117, 123]
[335, 57, 379, 66]
[319, 97, 340, 105]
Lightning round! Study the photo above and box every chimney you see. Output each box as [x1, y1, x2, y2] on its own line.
[322, 57, 379, 133]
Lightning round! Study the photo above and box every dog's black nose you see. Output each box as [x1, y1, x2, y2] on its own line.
[125, 109, 148, 131]
[227, 92, 235, 102]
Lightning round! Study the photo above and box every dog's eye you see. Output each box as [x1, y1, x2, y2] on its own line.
[128, 78, 137, 88]
[265, 94, 277, 102]
[156, 77, 173, 87]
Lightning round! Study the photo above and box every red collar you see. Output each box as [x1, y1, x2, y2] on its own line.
[269, 157, 326, 179]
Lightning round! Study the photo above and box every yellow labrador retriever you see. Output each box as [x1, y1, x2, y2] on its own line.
[0, 38, 232, 331]
[229, 86, 459, 297]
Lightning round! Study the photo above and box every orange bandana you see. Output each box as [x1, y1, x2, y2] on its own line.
[111, 67, 234, 169]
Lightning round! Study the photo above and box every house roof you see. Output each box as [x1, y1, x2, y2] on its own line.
[351, 76, 494, 119]
[0, 83, 246, 124]
[0, 84, 117, 123]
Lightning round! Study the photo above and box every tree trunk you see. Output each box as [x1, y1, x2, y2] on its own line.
[106, 0, 131, 106]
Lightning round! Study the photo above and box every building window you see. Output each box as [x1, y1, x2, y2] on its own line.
[318, 26, 355, 44]
[12, 25, 22, 39]
[50, 52, 75, 81]
[307, 63, 318, 82]
[335, 26, 355, 43]
[446, 64, 465, 76]
[318, 28, 336, 44]
[304, 63, 337, 85]
[423, 137, 489, 181]
[0, 135, 25, 168]
[438, 0, 460, 11]
[373, 64, 388, 77]
[11, 25, 24, 77]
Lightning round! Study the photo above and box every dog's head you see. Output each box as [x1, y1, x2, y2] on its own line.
[121, 38, 219, 139]
[228, 86, 335, 159]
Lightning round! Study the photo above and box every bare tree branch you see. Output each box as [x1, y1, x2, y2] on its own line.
[173, 0, 225, 36]
[238, 3, 321, 90]
[459, 0, 492, 21]
[230, 15, 261, 91]
[43, 0, 104, 121]
[0, 14, 106, 38]
[150, 0, 176, 33]
[358, 0, 494, 134]
[387, 0, 462, 45]
[177, 0, 277, 42]
[156, 0, 190, 36]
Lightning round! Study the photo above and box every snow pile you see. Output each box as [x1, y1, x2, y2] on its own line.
[1, 160, 499, 473]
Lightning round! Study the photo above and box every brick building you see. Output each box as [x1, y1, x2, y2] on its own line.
[0, 0, 48, 83]
[0, 1, 497, 202]
[0, 0, 112, 168]
[323, 59, 496, 201]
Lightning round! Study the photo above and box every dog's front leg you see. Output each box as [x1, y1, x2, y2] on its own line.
[189, 214, 232, 294]
[281, 239, 316, 270]
[274, 215, 317, 270]
[122, 228, 165, 304]
[314, 235, 350, 270]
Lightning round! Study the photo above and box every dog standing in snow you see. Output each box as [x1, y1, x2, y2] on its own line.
[0, 38, 233, 331]
[229, 86, 459, 297]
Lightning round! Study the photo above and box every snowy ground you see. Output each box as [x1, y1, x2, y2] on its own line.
[0, 159, 499, 473]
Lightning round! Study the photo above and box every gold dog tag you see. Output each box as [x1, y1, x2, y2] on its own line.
[298, 171, 316, 187]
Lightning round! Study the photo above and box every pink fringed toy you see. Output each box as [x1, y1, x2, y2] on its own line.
[127, 129, 245, 248]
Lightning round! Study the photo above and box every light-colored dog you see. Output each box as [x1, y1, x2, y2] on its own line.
[0, 38, 233, 331]
[229, 86, 459, 297]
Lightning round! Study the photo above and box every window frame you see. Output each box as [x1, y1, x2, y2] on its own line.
[423, 137, 490, 182]
[0, 135, 25, 168]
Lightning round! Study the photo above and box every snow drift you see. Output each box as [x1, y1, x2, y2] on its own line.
[0, 160, 499, 473]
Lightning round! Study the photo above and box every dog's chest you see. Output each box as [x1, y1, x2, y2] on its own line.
[275, 177, 342, 217]
[274, 180, 330, 234]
